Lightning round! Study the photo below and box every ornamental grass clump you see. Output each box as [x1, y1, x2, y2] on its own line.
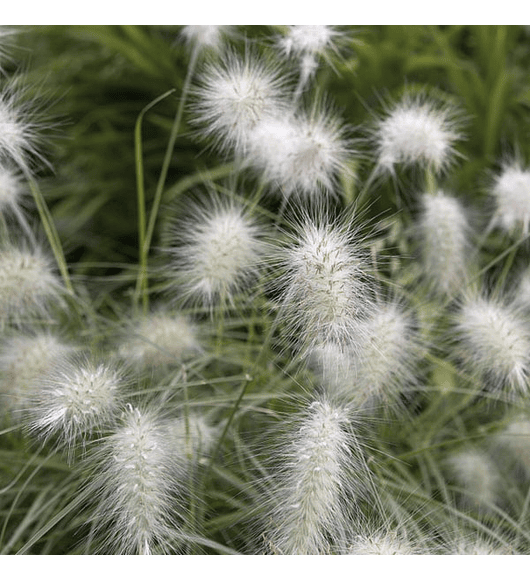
[4, 24, 530, 556]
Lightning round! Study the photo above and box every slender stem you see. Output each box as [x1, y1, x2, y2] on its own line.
[133, 88, 177, 313]
[141, 47, 200, 305]
[26, 173, 74, 295]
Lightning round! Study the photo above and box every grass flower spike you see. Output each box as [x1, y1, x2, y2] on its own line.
[266, 399, 366, 554]
[119, 310, 201, 369]
[29, 356, 123, 451]
[490, 161, 530, 235]
[180, 25, 233, 53]
[417, 190, 470, 296]
[192, 50, 288, 156]
[454, 296, 530, 395]
[276, 213, 370, 357]
[89, 404, 183, 554]
[0, 244, 63, 324]
[248, 106, 352, 200]
[167, 195, 266, 308]
[277, 25, 341, 91]
[372, 93, 463, 175]
[0, 331, 73, 414]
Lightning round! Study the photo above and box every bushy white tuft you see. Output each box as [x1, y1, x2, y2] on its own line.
[418, 190, 470, 296]
[0, 244, 64, 324]
[445, 447, 502, 512]
[491, 161, 530, 235]
[167, 196, 266, 308]
[89, 405, 183, 554]
[192, 50, 288, 155]
[0, 163, 24, 213]
[0, 331, 73, 414]
[119, 310, 201, 369]
[348, 531, 422, 555]
[0, 82, 48, 170]
[454, 296, 530, 395]
[351, 301, 419, 411]
[247, 106, 352, 200]
[266, 399, 366, 555]
[277, 25, 341, 89]
[372, 93, 463, 175]
[180, 25, 234, 52]
[275, 214, 371, 357]
[494, 416, 530, 478]
[29, 356, 123, 451]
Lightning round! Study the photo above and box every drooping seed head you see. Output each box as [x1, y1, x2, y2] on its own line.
[445, 447, 502, 513]
[275, 213, 371, 357]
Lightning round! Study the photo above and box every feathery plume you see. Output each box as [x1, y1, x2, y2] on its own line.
[454, 295, 530, 396]
[247, 105, 352, 201]
[348, 531, 423, 555]
[417, 190, 471, 296]
[180, 25, 234, 53]
[29, 355, 124, 451]
[0, 331, 73, 414]
[88, 404, 184, 555]
[0, 244, 64, 324]
[166, 195, 266, 308]
[445, 447, 502, 513]
[118, 310, 201, 370]
[490, 161, 530, 236]
[192, 50, 288, 156]
[274, 212, 371, 357]
[265, 398, 368, 555]
[276, 25, 342, 90]
[371, 92, 463, 175]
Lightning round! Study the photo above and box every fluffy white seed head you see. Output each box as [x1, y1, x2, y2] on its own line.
[454, 296, 530, 395]
[119, 311, 201, 369]
[348, 532, 422, 555]
[515, 268, 530, 310]
[445, 448, 502, 513]
[192, 51, 288, 155]
[0, 163, 24, 213]
[89, 405, 182, 554]
[277, 26, 341, 89]
[0, 332, 73, 414]
[164, 412, 217, 461]
[494, 416, 530, 478]
[266, 399, 366, 555]
[29, 356, 123, 451]
[0, 82, 48, 170]
[446, 535, 509, 555]
[372, 94, 463, 175]
[491, 161, 530, 235]
[248, 107, 352, 200]
[418, 190, 471, 296]
[276, 215, 371, 357]
[180, 25, 233, 52]
[351, 301, 419, 411]
[0, 245, 64, 324]
[167, 197, 266, 308]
